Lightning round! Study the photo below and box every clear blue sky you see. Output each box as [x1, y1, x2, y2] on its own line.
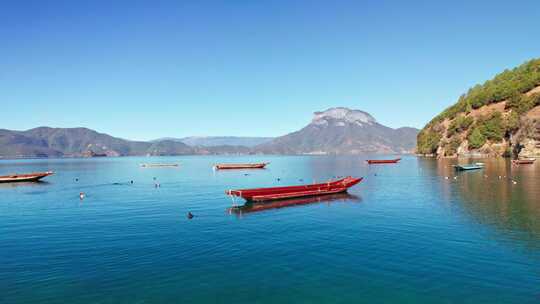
[1, 0, 539, 141]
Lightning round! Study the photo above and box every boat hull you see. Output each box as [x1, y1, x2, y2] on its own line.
[0, 171, 54, 183]
[226, 176, 362, 202]
[229, 193, 360, 214]
[215, 163, 268, 170]
[366, 158, 401, 164]
[512, 159, 536, 165]
[454, 165, 483, 171]
[140, 163, 179, 168]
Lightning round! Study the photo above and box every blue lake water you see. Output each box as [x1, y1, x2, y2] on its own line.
[1, 156, 539, 303]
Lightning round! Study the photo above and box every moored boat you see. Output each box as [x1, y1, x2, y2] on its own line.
[228, 193, 360, 214]
[512, 158, 536, 165]
[140, 163, 179, 168]
[226, 176, 362, 202]
[454, 164, 484, 171]
[214, 162, 268, 170]
[0, 171, 54, 183]
[366, 158, 401, 164]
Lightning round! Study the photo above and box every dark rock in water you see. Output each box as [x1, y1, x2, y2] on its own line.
[187, 212, 194, 219]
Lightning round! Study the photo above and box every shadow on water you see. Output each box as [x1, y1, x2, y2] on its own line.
[228, 193, 361, 216]
[0, 181, 51, 190]
[421, 157, 540, 246]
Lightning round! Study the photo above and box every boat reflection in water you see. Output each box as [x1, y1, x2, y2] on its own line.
[228, 193, 361, 216]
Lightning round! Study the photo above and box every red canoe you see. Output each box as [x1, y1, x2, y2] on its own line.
[366, 158, 401, 164]
[0, 171, 54, 183]
[228, 193, 359, 214]
[512, 159, 536, 165]
[226, 176, 362, 202]
[215, 163, 268, 170]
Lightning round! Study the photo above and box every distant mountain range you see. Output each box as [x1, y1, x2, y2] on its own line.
[256, 108, 418, 154]
[154, 136, 273, 147]
[0, 108, 419, 158]
[0, 127, 254, 158]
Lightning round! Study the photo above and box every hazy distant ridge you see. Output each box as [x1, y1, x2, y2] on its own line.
[0, 108, 418, 158]
[154, 136, 273, 147]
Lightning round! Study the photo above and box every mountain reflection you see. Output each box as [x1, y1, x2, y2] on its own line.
[228, 193, 361, 215]
[425, 158, 540, 242]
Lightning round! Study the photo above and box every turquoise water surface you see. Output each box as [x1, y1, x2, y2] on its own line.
[1, 156, 539, 303]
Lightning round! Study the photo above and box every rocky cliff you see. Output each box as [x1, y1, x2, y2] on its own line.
[417, 58, 540, 158]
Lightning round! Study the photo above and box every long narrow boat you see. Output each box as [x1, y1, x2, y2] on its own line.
[226, 176, 362, 202]
[140, 163, 179, 168]
[228, 193, 360, 214]
[366, 158, 401, 164]
[454, 164, 484, 171]
[512, 158, 536, 165]
[214, 162, 268, 170]
[0, 171, 54, 183]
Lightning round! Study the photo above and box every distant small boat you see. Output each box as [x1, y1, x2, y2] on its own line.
[0, 171, 54, 183]
[454, 164, 484, 171]
[214, 163, 268, 170]
[140, 163, 179, 168]
[226, 176, 362, 202]
[366, 158, 401, 164]
[512, 158, 536, 165]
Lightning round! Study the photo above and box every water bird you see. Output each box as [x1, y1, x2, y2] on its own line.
[75, 178, 79, 182]
[187, 212, 194, 219]
[130, 180, 134, 184]
[79, 192, 85, 200]
[277, 178, 281, 181]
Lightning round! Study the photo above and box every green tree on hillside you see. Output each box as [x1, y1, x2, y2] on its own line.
[468, 128, 486, 149]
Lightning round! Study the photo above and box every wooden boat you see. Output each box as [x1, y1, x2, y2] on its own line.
[0, 171, 54, 183]
[454, 164, 484, 171]
[228, 193, 359, 214]
[366, 158, 401, 164]
[214, 163, 268, 170]
[140, 163, 179, 168]
[512, 158, 536, 165]
[226, 176, 362, 202]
